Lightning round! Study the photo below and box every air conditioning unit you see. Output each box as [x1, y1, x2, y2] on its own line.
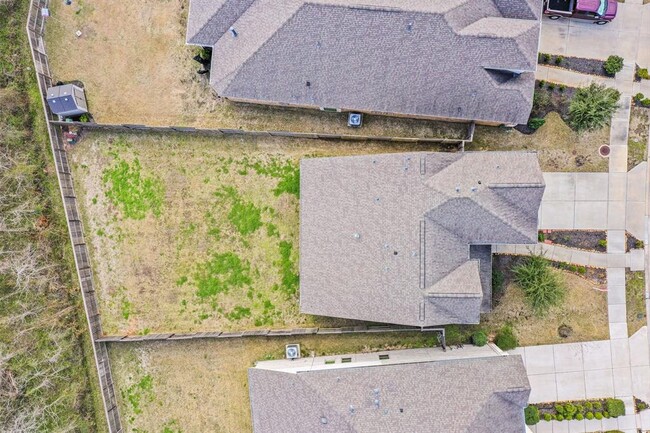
[285, 344, 300, 360]
[348, 112, 363, 128]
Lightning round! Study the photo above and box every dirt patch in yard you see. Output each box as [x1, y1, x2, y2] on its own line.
[108, 332, 441, 432]
[628, 106, 649, 170]
[468, 112, 610, 172]
[69, 132, 455, 335]
[484, 255, 609, 346]
[44, 0, 466, 140]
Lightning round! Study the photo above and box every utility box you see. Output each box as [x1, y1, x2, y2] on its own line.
[46, 84, 88, 117]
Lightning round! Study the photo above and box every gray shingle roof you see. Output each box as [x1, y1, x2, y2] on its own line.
[186, 0, 542, 125]
[300, 151, 544, 327]
[248, 352, 531, 433]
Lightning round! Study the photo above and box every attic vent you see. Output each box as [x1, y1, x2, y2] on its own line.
[229, 27, 238, 37]
[320, 416, 328, 424]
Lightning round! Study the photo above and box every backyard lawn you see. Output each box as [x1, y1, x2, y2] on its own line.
[70, 132, 454, 335]
[44, 0, 466, 140]
[109, 333, 440, 432]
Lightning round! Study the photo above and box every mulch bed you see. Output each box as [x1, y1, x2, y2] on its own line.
[542, 230, 607, 252]
[627, 233, 644, 251]
[515, 82, 576, 134]
[538, 53, 610, 77]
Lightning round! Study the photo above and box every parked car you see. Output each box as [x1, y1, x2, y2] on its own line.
[543, 0, 617, 24]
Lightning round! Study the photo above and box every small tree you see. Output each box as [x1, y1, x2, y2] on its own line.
[513, 255, 565, 314]
[603, 55, 624, 76]
[568, 84, 620, 131]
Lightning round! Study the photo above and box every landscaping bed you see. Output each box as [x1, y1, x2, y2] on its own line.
[483, 255, 609, 346]
[70, 132, 455, 335]
[538, 53, 608, 77]
[627, 271, 647, 337]
[540, 230, 607, 252]
[628, 106, 649, 170]
[526, 398, 626, 425]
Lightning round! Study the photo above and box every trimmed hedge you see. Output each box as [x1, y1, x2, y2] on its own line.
[525, 406, 540, 425]
[535, 398, 625, 423]
[606, 398, 625, 417]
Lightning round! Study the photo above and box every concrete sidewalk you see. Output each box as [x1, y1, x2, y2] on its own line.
[512, 328, 650, 433]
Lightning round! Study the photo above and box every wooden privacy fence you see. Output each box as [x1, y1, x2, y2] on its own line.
[96, 326, 446, 343]
[50, 120, 474, 144]
[25, 1, 123, 432]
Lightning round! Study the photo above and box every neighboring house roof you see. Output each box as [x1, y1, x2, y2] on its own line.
[249, 347, 531, 433]
[300, 152, 544, 327]
[186, 0, 542, 125]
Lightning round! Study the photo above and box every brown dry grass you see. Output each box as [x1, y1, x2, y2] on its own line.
[69, 132, 454, 335]
[468, 112, 610, 172]
[108, 332, 440, 433]
[44, 0, 466, 139]
[481, 269, 609, 346]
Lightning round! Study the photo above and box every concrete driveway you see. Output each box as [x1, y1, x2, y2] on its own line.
[539, 1, 650, 96]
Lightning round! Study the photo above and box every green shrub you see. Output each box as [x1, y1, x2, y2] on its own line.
[555, 404, 565, 415]
[637, 68, 650, 80]
[603, 55, 624, 75]
[585, 402, 593, 411]
[586, 412, 594, 420]
[564, 403, 576, 416]
[543, 413, 552, 421]
[576, 413, 584, 420]
[525, 406, 540, 425]
[559, 84, 566, 92]
[576, 404, 584, 413]
[538, 80, 546, 88]
[635, 92, 646, 102]
[641, 98, 650, 107]
[565, 413, 573, 420]
[492, 269, 505, 295]
[595, 412, 603, 420]
[603, 411, 610, 418]
[471, 330, 488, 347]
[528, 117, 546, 130]
[540, 53, 551, 63]
[513, 255, 565, 313]
[569, 83, 621, 131]
[495, 325, 518, 351]
[555, 55, 564, 65]
[556, 414, 564, 421]
[606, 398, 625, 417]
[547, 82, 556, 91]
[638, 402, 648, 411]
[593, 402, 602, 411]
[598, 239, 607, 248]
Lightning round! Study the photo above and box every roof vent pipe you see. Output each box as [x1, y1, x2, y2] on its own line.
[229, 27, 238, 37]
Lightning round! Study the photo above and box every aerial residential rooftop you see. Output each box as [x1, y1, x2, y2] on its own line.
[300, 152, 545, 327]
[249, 346, 531, 433]
[186, 0, 543, 125]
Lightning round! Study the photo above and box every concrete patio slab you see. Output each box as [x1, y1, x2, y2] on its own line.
[553, 343, 584, 373]
[551, 421, 569, 433]
[601, 416, 619, 431]
[566, 419, 586, 433]
[610, 339, 631, 368]
[610, 322, 629, 340]
[583, 418, 602, 433]
[608, 173, 627, 200]
[543, 173, 576, 201]
[612, 367, 633, 397]
[608, 305, 627, 325]
[575, 174, 608, 201]
[525, 345, 556, 375]
[540, 201, 575, 229]
[529, 373, 558, 403]
[607, 200, 627, 230]
[582, 341, 612, 370]
[574, 201, 608, 229]
[584, 369, 615, 398]
[607, 230, 626, 254]
[556, 371, 586, 400]
[626, 201, 646, 239]
[617, 414, 638, 430]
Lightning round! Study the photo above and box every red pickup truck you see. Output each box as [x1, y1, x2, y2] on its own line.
[544, 0, 618, 24]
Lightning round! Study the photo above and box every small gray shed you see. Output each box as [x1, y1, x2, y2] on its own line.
[46, 84, 88, 117]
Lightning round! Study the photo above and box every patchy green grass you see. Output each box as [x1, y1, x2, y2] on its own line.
[103, 155, 165, 220]
[71, 132, 456, 334]
[628, 107, 649, 170]
[627, 271, 646, 336]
